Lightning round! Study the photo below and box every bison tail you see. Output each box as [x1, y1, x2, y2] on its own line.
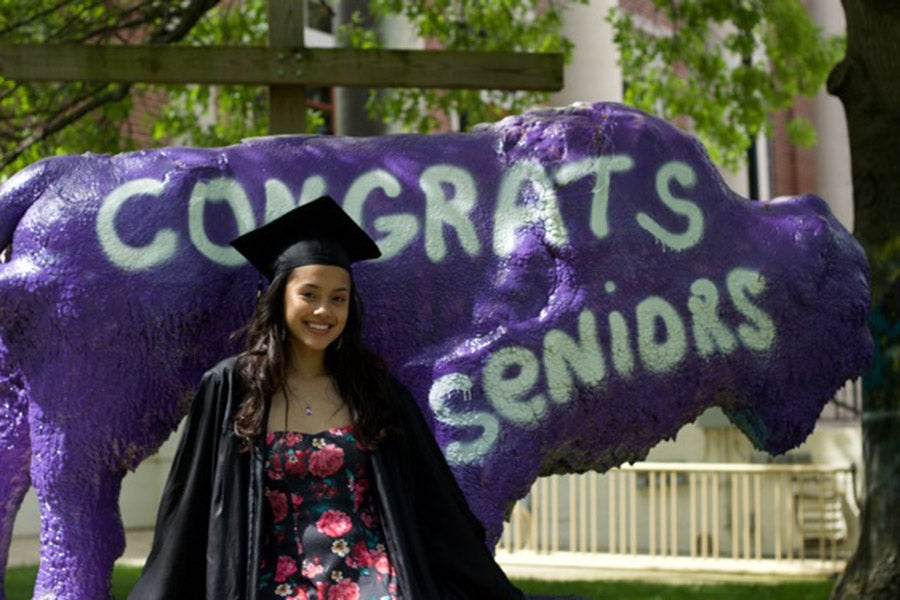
[0, 161, 51, 331]
[0, 160, 50, 251]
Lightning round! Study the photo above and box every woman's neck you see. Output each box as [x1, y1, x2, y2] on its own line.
[286, 346, 327, 382]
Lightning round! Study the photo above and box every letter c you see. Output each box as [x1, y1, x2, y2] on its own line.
[96, 178, 177, 271]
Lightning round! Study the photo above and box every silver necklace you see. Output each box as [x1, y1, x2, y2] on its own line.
[283, 392, 314, 431]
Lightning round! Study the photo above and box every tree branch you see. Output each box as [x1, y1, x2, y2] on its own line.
[0, 0, 223, 172]
[1, 83, 131, 171]
[0, 0, 96, 38]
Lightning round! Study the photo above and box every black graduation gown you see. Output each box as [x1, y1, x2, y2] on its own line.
[129, 357, 524, 600]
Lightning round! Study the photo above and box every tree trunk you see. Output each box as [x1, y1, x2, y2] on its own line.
[828, 2, 900, 598]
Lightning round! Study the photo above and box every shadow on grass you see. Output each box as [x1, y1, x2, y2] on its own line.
[516, 577, 835, 600]
[4, 565, 834, 600]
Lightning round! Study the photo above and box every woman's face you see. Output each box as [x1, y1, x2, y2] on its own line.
[283, 264, 351, 357]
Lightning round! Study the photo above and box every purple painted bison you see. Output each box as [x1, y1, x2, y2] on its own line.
[0, 102, 871, 599]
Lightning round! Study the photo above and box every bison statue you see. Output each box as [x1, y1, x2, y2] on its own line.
[0, 102, 872, 599]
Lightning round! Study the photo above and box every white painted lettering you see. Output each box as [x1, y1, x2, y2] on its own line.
[263, 175, 328, 222]
[543, 309, 606, 403]
[727, 268, 776, 352]
[555, 154, 634, 240]
[636, 161, 704, 251]
[420, 164, 480, 262]
[688, 278, 737, 358]
[608, 310, 634, 378]
[483, 345, 547, 428]
[636, 295, 687, 373]
[344, 169, 416, 260]
[428, 373, 499, 466]
[188, 178, 256, 267]
[493, 160, 567, 257]
[96, 178, 177, 271]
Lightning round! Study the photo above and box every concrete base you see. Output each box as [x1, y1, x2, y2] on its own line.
[496, 549, 844, 583]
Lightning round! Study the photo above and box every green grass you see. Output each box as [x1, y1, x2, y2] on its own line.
[514, 577, 834, 599]
[4, 566, 834, 599]
[4, 565, 143, 600]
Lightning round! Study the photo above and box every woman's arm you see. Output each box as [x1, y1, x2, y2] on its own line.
[128, 367, 227, 600]
[390, 380, 525, 600]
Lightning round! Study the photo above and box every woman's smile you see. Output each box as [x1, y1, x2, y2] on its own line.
[304, 321, 334, 335]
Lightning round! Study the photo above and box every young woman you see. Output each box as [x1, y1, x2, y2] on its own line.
[129, 196, 524, 600]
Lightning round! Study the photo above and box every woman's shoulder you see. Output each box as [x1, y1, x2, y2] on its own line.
[383, 375, 434, 435]
[385, 375, 417, 413]
[209, 354, 240, 373]
[197, 355, 242, 386]
[190, 355, 243, 411]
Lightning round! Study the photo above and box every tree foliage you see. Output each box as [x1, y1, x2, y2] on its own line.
[0, 0, 220, 176]
[608, 0, 843, 170]
[1, 0, 842, 178]
[150, 0, 323, 148]
[0, 0, 576, 178]
[341, 0, 587, 132]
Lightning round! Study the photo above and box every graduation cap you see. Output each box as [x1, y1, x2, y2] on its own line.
[229, 195, 381, 281]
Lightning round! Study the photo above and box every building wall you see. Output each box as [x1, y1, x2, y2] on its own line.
[550, 0, 622, 106]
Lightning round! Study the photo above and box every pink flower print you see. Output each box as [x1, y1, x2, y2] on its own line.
[327, 578, 360, 600]
[290, 493, 304, 507]
[267, 453, 284, 480]
[274, 555, 298, 583]
[284, 452, 308, 477]
[371, 549, 391, 575]
[269, 491, 289, 523]
[316, 509, 352, 537]
[302, 558, 324, 579]
[346, 540, 370, 569]
[292, 590, 309, 600]
[266, 432, 275, 445]
[359, 509, 376, 529]
[309, 444, 344, 477]
[315, 581, 330, 599]
[350, 478, 369, 511]
[284, 431, 304, 446]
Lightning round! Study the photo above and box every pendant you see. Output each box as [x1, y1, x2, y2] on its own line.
[305, 405, 312, 417]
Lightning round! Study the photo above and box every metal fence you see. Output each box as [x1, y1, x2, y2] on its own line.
[499, 462, 858, 574]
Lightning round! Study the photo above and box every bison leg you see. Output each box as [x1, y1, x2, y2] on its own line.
[0, 408, 30, 600]
[0, 347, 31, 600]
[28, 417, 125, 600]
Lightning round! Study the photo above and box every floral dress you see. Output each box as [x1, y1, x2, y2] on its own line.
[258, 425, 398, 600]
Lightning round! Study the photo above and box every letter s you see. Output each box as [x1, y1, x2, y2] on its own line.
[636, 161, 704, 251]
[428, 373, 500, 466]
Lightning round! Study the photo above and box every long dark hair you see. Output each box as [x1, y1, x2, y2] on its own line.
[233, 268, 396, 450]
